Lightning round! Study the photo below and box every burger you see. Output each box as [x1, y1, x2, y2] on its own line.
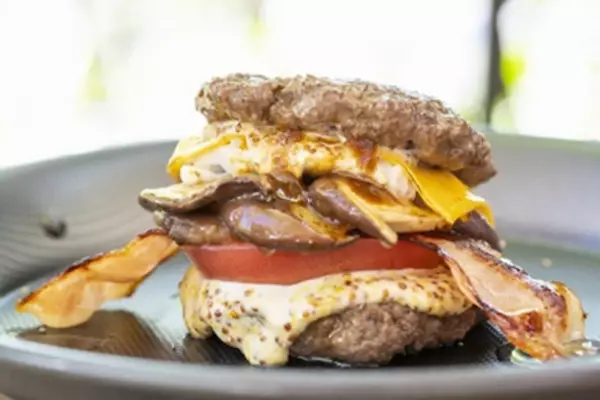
[17, 74, 587, 366]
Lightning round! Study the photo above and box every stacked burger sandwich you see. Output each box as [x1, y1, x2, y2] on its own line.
[18, 74, 587, 366]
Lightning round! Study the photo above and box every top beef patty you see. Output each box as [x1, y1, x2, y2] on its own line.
[195, 74, 496, 187]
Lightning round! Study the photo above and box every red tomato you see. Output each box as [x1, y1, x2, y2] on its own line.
[181, 239, 441, 285]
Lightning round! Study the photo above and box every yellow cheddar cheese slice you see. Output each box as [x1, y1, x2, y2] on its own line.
[380, 150, 495, 226]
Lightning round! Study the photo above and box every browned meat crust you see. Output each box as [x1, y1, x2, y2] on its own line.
[196, 74, 496, 187]
[290, 303, 478, 364]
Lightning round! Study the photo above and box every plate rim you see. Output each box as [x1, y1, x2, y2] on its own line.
[2, 135, 600, 398]
[1, 336, 600, 399]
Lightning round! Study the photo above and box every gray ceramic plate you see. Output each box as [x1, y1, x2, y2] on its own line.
[0, 134, 599, 400]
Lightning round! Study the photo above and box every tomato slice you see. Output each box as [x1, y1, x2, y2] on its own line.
[181, 239, 442, 285]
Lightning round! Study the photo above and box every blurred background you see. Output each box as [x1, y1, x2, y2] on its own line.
[1, 0, 599, 168]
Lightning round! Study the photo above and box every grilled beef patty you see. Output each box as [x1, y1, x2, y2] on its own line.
[195, 74, 495, 187]
[291, 303, 479, 364]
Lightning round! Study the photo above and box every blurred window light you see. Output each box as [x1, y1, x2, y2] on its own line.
[493, 0, 600, 140]
[1, 0, 599, 168]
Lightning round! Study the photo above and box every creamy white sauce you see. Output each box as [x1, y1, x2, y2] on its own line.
[177, 123, 416, 201]
[180, 267, 471, 366]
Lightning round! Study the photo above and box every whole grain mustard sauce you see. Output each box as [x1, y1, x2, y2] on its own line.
[180, 267, 471, 366]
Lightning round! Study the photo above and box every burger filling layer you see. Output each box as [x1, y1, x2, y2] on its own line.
[180, 266, 473, 366]
[163, 121, 494, 226]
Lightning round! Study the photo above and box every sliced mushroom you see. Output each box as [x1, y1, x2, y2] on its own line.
[138, 174, 264, 213]
[260, 171, 304, 202]
[452, 211, 501, 251]
[220, 198, 356, 251]
[308, 177, 398, 244]
[308, 177, 446, 244]
[153, 211, 238, 246]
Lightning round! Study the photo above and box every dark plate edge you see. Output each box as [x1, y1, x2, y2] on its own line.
[2, 135, 600, 398]
[0, 337, 600, 399]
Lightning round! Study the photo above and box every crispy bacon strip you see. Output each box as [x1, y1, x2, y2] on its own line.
[16, 230, 178, 328]
[412, 235, 586, 360]
[15, 225, 588, 362]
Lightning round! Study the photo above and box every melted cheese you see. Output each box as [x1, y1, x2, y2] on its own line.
[380, 150, 495, 225]
[167, 122, 493, 225]
[179, 266, 472, 366]
[169, 121, 416, 203]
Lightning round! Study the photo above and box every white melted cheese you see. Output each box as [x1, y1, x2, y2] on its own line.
[179, 267, 472, 366]
[173, 122, 417, 202]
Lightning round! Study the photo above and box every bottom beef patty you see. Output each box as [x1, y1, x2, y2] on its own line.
[291, 303, 478, 364]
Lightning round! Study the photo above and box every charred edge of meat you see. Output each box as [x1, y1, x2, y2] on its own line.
[290, 303, 479, 365]
[220, 197, 357, 251]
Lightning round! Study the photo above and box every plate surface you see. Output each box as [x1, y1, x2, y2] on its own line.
[0, 134, 600, 400]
